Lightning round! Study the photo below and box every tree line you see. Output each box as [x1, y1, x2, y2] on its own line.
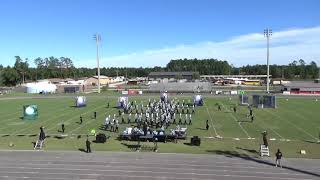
[238, 59, 319, 79]
[0, 57, 319, 86]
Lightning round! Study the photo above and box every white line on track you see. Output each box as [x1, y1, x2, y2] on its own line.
[0, 159, 294, 172]
[0, 170, 314, 180]
[0, 166, 311, 178]
[0, 174, 216, 180]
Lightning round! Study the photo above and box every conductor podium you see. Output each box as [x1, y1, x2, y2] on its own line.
[260, 145, 270, 157]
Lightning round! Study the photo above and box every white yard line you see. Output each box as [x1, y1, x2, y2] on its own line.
[264, 109, 318, 141]
[281, 103, 319, 130]
[11, 100, 105, 135]
[253, 113, 285, 140]
[0, 103, 67, 132]
[7, 104, 73, 135]
[45, 103, 106, 133]
[220, 102, 251, 139]
[204, 103, 219, 137]
[68, 108, 113, 134]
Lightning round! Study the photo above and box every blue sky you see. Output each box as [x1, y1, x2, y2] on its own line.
[0, 0, 320, 67]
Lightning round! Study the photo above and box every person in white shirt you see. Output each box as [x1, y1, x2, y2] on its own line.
[104, 116, 109, 130]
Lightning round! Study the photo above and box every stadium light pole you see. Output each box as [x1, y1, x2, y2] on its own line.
[264, 28, 272, 93]
[94, 33, 101, 93]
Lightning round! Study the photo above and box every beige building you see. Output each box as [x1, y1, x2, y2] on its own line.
[84, 76, 111, 86]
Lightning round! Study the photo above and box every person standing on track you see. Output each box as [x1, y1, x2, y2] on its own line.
[275, 149, 283, 168]
[262, 131, 268, 147]
[86, 136, 91, 153]
[39, 126, 46, 141]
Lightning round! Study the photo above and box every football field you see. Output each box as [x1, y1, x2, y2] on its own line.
[0, 94, 319, 158]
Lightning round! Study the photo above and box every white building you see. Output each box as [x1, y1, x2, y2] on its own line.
[26, 81, 57, 94]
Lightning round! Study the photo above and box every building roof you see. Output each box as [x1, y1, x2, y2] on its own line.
[200, 75, 271, 78]
[42, 78, 75, 83]
[92, 75, 110, 79]
[149, 72, 196, 76]
[283, 81, 320, 88]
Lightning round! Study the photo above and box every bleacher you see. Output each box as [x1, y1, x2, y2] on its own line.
[149, 82, 212, 92]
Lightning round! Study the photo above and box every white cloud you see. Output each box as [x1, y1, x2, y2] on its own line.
[75, 26, 320, 67]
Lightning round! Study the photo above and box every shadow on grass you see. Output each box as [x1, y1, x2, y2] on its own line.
[183, 142, 193, 146]
[121, 142, 140, 151]
[17, 134, 25, 137]
[98, 127, 107, 131]
[303, 140, 320, 144]
[53, 136, 65, 140]
[206, 150, 320, 178]
[1, 135, 10, 137]
[195, 127, 208, 131]
[29, 134, 37, 137]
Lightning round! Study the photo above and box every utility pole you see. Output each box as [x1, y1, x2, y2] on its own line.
[22, 72, 25, 84]
[264, 28, 272, 93]
[318, 61, 320, 79]
[94, 33, 101, 93]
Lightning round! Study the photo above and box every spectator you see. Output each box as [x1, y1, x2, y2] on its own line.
[61, 123, 65, 133]
[80, 116, 83, 124]
[86, 136, 91, 153]
[275, 149, 283, 168]
[262, 131, 268, 147]
[39, 127, 46, 141]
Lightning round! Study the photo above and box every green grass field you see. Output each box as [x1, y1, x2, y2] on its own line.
[0, 94, 319, 158]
